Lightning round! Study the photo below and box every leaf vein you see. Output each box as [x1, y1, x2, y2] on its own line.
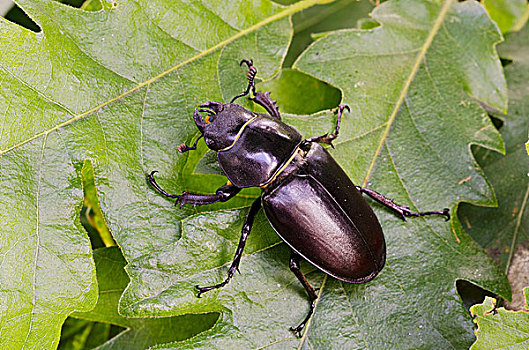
[0, 0, 326, 156]
[131, 0, 202, 52]
[139, 85, 156, 251]
[338, 281, 368, 348]
[362, 0, 455, 186]
[21, 133, 47, 349]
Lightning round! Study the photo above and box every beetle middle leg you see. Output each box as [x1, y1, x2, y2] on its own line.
[289, 251, 318, 337]
[304, 104, 350, 146]
[356, 186, 450, 221]
[148, 171, 241, 206]
[196, 197, 262, 297]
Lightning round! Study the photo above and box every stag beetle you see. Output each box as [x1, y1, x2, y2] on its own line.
[149, 60, 449, 336]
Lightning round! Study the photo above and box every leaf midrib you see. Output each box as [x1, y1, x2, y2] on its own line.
[0, 0, 327, 156]
[361, 0, 455, 187]
[298, 0, 456, 345]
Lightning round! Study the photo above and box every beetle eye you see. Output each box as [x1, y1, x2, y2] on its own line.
[199, 108, 216, 124]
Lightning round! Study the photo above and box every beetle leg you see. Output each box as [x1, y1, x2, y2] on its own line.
[148, 171, 241, 205]
[356, 186, 451, 221]
[230, 59, 257, 103]
[251, 90, 281, 120]
[176, 134, 203, 153]
[304, 105, 350, 147]
[196, 197, 262, 297]
[176, 184, 240, 206]
[289, 251, 318, 337]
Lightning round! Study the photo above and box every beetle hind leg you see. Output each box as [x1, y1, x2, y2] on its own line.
[356, 186, 451, 221]
[196, 198, 262, 297]
[289, 251, 318, 337]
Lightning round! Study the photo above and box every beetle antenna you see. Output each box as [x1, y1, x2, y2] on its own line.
[230, 59, 257, 103]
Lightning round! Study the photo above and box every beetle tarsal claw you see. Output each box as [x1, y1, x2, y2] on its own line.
[176, 144, 188, 153]
[239, 59, 253, 67]
[443, 208, 451, 221]
[289, 325, 304, 338]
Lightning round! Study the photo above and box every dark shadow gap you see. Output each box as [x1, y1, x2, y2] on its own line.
[456, 279, 502, 313]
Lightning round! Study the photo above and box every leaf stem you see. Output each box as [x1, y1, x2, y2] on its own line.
[505, 184, 529, 274]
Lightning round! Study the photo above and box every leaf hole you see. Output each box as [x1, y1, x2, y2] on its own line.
[456, 279, 502, 313]
[2, 1, 41, 33]
[257, 69, 341, 115]
[488, 114, 504, 131]
[499, 58, 513, 67]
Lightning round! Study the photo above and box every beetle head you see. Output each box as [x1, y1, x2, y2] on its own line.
[194, 102, 255, 151]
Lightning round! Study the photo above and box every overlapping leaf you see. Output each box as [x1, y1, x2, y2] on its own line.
[0, 0, 324, 347]
[0, 0, 513, 348]
[483, 0, 529, 34]
[128, 0, 509, 348]
[460, 24, 529, 277]
[69, 247, 218, 349]
[470, 287, 529, 349]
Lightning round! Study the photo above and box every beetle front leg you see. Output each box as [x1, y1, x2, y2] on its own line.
[356, 186, 450, 221]
[230, 59, 257, 103]
[289, 251, 318, 337]
[176, 134, 203, 153]
[196, 197, 262, 297]
[304, 104, 350, 146]
[148, 171, 241, 206]
[230, 59, 282, 119]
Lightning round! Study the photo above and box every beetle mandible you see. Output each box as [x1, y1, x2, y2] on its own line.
[149, 60, 450, 336]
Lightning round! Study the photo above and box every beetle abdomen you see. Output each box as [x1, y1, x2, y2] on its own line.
[262, 143, 386, 283]
[217, 115, 302, 188]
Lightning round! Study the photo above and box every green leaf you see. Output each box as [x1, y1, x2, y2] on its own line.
[130, 0, 509, 348]
[459, 21, 529, 309]
[70, 247, 218, 349]
[80, 0, 102, 11]
[483, 0, 529, 34]
[283, 0, 376, 67]
[288, 1, 511, 347]
[81, 160, 114, 247]
[0, 0, 324, 348]
[58, 318, 112, 350]
[0, 0, 512, 348]
[258, 68, 341, 114]
[470, 287, 529, 349]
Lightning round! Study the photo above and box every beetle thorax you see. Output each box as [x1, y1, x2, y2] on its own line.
[215, 114, 303, 188]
